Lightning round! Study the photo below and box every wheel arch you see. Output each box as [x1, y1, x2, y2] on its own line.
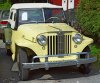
[80, 46, 90, 58]
[14, 44, 39, 62]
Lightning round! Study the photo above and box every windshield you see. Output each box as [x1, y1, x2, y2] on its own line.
[19, 9, 44, 24]
[44, 8, 65, 23]
[18, 8, 65, 24]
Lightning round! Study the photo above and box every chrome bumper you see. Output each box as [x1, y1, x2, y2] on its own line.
[22, 52, 96, 70]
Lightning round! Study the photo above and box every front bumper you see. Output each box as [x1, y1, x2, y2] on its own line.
[22, 52, 96, 70]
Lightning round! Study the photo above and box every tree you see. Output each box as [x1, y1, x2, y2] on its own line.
[76, 0, 100, 39]
[0, 0, 47, 9]
[10, 0, 47, 4]
[0, 0, 11, 10]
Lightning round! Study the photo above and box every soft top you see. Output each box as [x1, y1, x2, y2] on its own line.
[11, 3, 62, 10]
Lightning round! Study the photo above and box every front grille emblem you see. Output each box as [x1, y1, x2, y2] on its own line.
[57, 31, 64, 36]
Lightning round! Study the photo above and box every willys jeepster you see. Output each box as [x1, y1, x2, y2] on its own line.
[3, 3, 96, 80]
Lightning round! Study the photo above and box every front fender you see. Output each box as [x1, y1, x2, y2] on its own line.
[12, 38, 47, 61]
[81, 36, 93, 51]
[72, 36, 93, 53]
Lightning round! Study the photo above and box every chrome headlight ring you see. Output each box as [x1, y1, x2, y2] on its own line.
[37, 35, 47, 46]
[73, 34, 83, 44]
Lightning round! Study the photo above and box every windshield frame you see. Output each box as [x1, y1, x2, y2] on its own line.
[18, 8, 44, 24]
[17, 8, 65, 25]
[44, 8, 66, 23]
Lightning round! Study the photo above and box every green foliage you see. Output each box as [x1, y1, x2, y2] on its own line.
[76, 0, 100, 37]
[90, 45, 100, 63]
[90, 45, 100, 56]
[0, 0, 11, 10]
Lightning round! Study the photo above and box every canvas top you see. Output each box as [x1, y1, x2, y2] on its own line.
[11, 3, 62, 10]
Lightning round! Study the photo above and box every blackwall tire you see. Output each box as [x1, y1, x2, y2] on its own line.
[79, 64, 91, 74]
[17, 48, 29, 81]
[7, 49, 12, 56]
[79, 46, 91, 74]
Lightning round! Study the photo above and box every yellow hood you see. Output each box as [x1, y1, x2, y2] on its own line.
[18, 23, 77, 36]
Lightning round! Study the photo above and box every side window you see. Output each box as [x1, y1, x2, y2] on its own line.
[10, 12, 13, 19]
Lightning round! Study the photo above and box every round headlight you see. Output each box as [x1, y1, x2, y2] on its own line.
[73, 34, 83, 44]
[37, 35, 47, 46]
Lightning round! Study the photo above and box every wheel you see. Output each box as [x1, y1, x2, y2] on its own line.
[7, 49, 12, 56]
[79, 46, 91, 74]
[79, 64, 91, 74]
[5, 44, 12, 56]
[2, 33, 5, 43]
[17, 48, 29, 81]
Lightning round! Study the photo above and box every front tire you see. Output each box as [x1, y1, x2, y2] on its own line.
[7, 49, 12, 56]
[79, 64, 91, 74]
[17, 48, 29, 81]
[79, 46, 91, 74]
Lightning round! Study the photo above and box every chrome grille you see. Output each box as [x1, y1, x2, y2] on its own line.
[47, 34, 72, 55]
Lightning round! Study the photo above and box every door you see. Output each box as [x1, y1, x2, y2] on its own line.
[9, 10, 16, 29]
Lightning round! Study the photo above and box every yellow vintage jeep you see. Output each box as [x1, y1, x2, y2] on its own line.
[4, 3, 96, 80]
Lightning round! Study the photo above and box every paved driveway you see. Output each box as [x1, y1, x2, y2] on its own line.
[18, 64, 100, 83]
[0, 40, 100, 83]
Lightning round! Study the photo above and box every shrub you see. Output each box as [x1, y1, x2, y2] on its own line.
[0, 0, 11, 10]
[76, 0, 100, 38]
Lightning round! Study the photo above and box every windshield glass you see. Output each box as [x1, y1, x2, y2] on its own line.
[18, 8, 65, 24]
[44, 8, 65, 23]
[19, 9, 44, 24]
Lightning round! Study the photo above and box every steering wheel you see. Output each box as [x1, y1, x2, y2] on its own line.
[46, 17, 61, 22]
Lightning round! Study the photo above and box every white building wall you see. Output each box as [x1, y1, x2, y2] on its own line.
[68, 0, 74, 9]
[62, 0, 74, 10]
[62, 0, 68, 11]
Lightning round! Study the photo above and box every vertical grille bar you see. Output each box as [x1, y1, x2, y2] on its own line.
[56, 36, 58, 54]
[70, 35, 72, 53]
[68, 35, 69, 54]
[47, 36, 50, 55]
[52, 36, 54, 55]
[49, 36, 52, 55]
[64, 36, 67, 54]
[55, 36, 57, 55]
[66, 35, 68, 54]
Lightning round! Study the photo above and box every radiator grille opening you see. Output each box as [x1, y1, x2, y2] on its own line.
[47, 34, 72, 55]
